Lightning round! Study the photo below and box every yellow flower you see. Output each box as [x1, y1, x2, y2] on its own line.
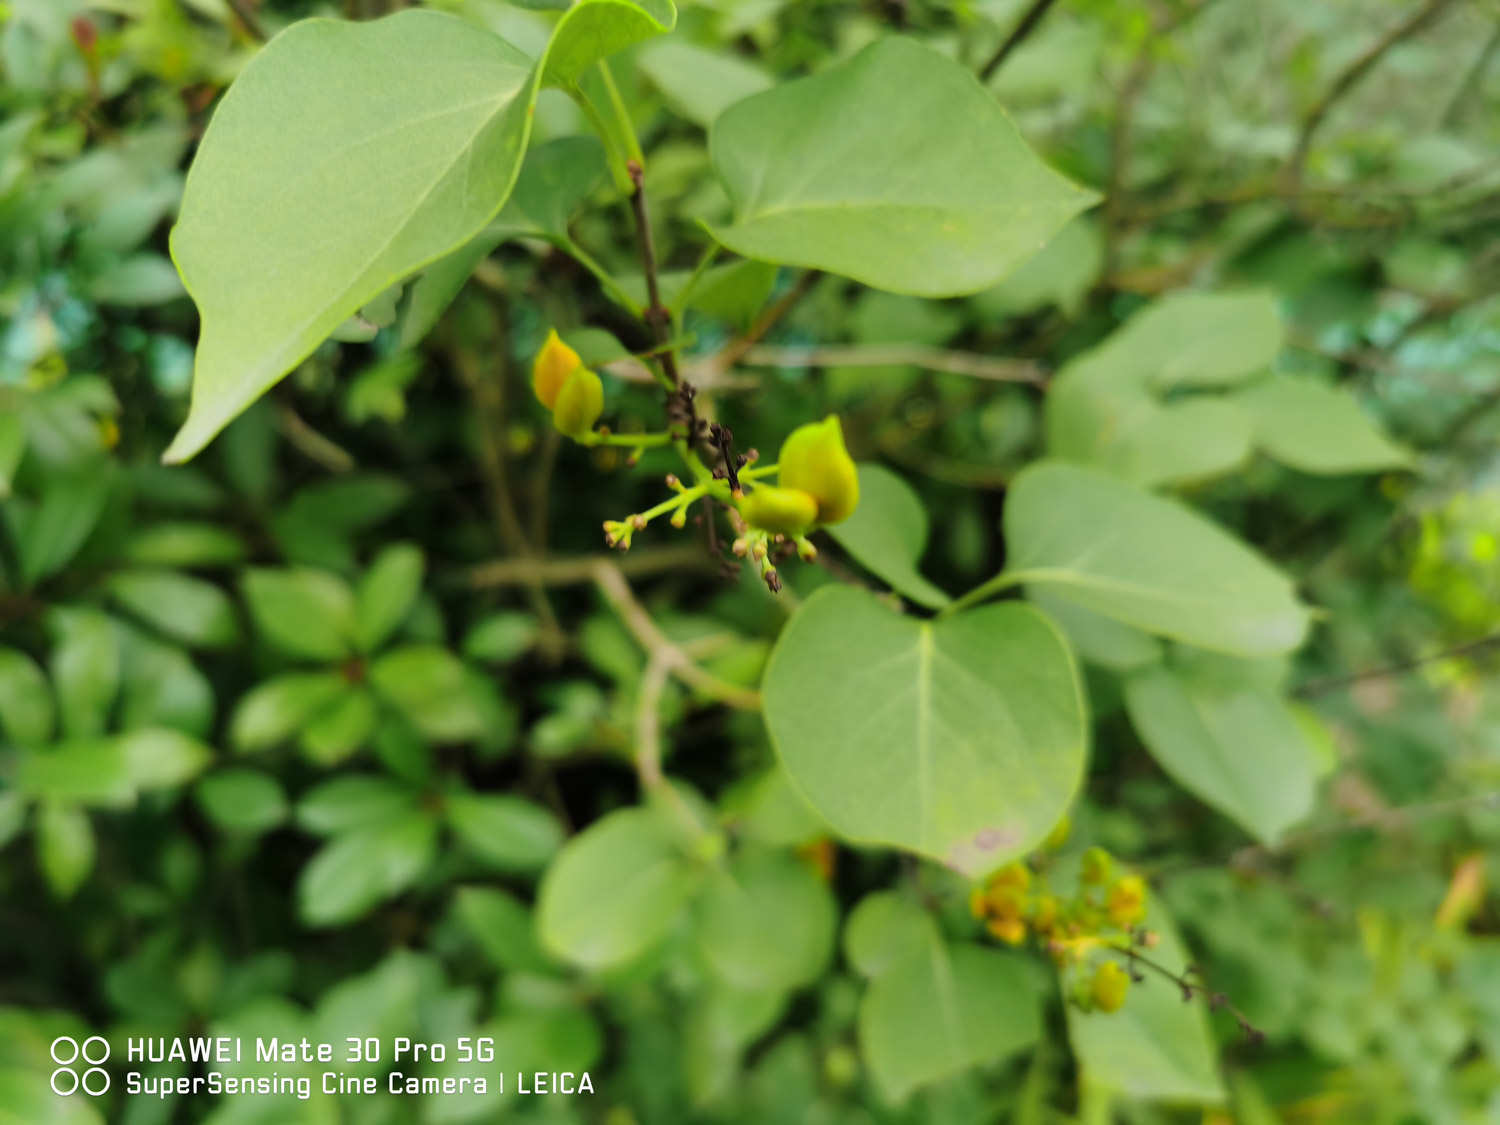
[740, 484, 819, 536]
[1106, 875, 1147, 929]
[778, 415, 859, 525]
[552, 368, 604, 439]
[1091, 960, 1130, 1012]
[987, 916, 1027, 945]
[532, 329, 583, 409]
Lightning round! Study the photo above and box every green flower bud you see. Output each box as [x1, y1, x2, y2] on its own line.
[739, 485, 819, 536]
[532, 328, 583, 409]
[778, 415, 859, 525]
[552, 367, 603, 439]
[1090, 960, 1130, 1013]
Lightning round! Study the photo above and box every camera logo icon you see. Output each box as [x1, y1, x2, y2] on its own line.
[50, 1036, 110, 1096]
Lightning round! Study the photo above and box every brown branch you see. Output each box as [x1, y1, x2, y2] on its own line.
[1103, 937, 1263, 1045]
[626, 161, 680, 386]
[464, 545, 714, 589]
[224, 0, 266, 41]
[979, 0, 1061, 83]
[734, 344, 1046, 385]
[592, 560, 760, 710]
[1294, 631, 1500, 697]
[1284, 0, 1459, 198]
[711, 269, 822, 374]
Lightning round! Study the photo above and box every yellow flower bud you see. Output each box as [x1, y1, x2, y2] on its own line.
[1080, 846, 1112, 886]
[969, 886, 989, 921]
[1031, 894, 1060, 934]
[989, 862, 1030, 893]
[987, 916, 1027, 945]
[1106, 875, 1147, 929]
[739, 484, 819, 536]
[778, 415, 859, 525]
[552, 367, 603, 439]
[1090, 960, 1130, 1013]
[1042, 815, 1071, 852]
[532, 328, 583, 409]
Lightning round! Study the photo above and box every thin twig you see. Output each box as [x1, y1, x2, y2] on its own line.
[1294, 631, 1500, 697]
[1102, 937, 1263, 1045]
[463, 545, 714, 588]
[224, 0, 266, 41]
[626, 162, 680, 386]
[734, 344, 1046, 385]
[592, 560, 760, 710]
[979, 0, 1061, 83]
[1441, 19, 1500, 128]
[710, 269, 822, 374]
[1284, 0, 1459, 198]
[274, 402, 354, 473]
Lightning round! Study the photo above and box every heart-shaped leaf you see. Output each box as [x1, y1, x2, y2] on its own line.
[826, 464, 950, 610]
[709, 36, 1097, 297]
[1000, 462, 1310, 656]
[763, 586, 1086, 874]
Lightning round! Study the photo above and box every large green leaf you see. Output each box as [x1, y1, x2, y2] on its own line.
[1228, 375, 1412, 474]
[106, 569, 241, 649]
[762, 586, 1086, 875]
[709, 36, 1096, 297]
[826, 464, 950, 610]
[535, 807, 701, 971]
[165, 12, 536, 462]
[636, 39, 772, 127]
[1000, 462, 1310, 656]
[1124, 664, 1321, 844]
[693, 850, 837, 990]
[164, 2, 676, 463]
[1045, 291, 1283, 485]
[859, 933, 1041, 1103]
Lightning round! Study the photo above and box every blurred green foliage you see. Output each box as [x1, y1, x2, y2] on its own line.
[3, 1, 1500, 1123]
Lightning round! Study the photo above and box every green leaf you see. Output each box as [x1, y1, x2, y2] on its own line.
[825, 464, 949, 609]
[117, 728, 214, 790]
[1000, 462, 1310, 656]
[843, 891, 940, 979]
[763, 586, 1086, 875]
[106, 569, 241, 649]
[122, 522, 247, 567]
[14, 469, 113, 587]
[241, 568, 357, 661]
[195, 769, 288, 835]
[1229, 375, 1412, 474]
[297, 775, 417, 836]
[36, 803, 95, 900]
[709, 37, 1096, 297]
[1124, 664, 1320, 844]
[0, 791, 26, 850]
[87, 253, 185, 306]
[446, 792, 563, 872]
[1066, 897, 1224, 1103]
[496, 135, 608, 240]
[536, 807, 701, 970]
[297, 811, 438, 927]
[538, 0, 676, 88]
[164, 11, 537, 463]
[353, 543, 424, 653]
[1057, 291, 1283, 393]
[0, 647, 55, 746]
[452, 886, 552, 973]
[297, 686, 377, 766]
[1027, 590, 1161, 671]
[369, 645, 487, 742]
[694, 850, 837, 990]
[117, 634, 216, 737]
[636, 40, 772, 127]
[12, 740, 134, 807]
[859, 934, 1041, 1103]
[462, 612, 539, 664]
[0, 412, 24, 498]
[1048, 389, 1255, 487]
[229, 671, 347, 752]
[48, 610, 119, 739]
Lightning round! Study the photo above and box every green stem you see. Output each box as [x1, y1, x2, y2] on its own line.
[560, 237, 643, 318]
[598, 60, 644, 166]
[582, 431, 673, 450]
[572, 86, 633, 193]
[940, 569, 1029, 616]
[671, 241, 722, 318]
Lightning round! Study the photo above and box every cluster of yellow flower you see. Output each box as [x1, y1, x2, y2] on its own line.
[970, 830, 1151, 1014]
